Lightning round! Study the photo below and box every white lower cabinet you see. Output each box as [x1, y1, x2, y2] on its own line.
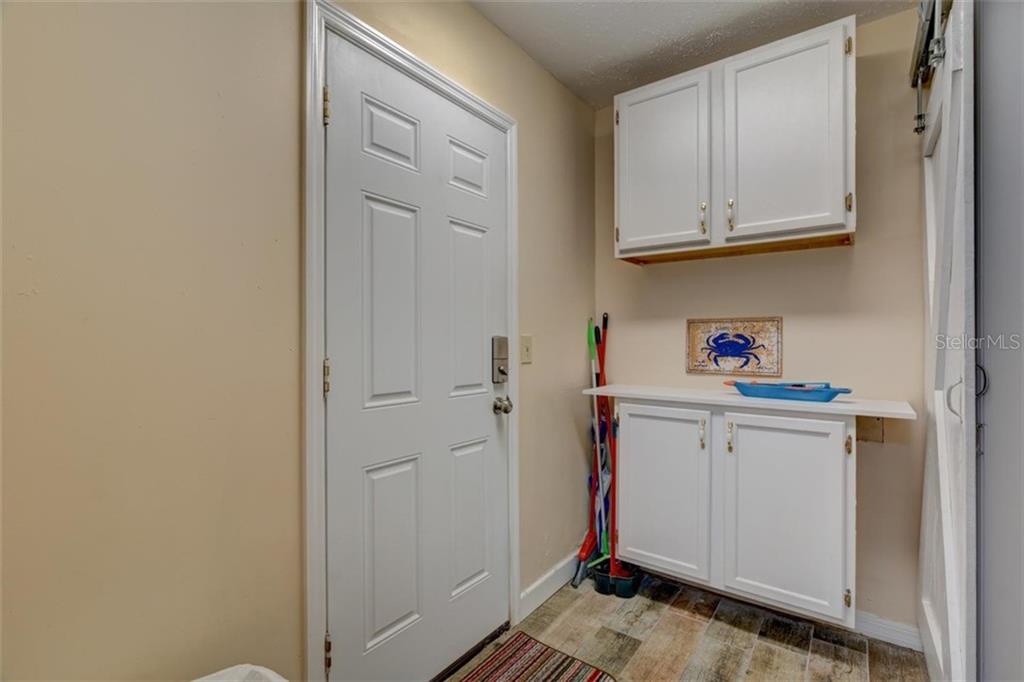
[722, 412, 852, 623]
[616, 401, 855, 627]
[618, 403, 712, 582]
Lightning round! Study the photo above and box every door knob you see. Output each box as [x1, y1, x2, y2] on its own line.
[493, 396, 514, 414]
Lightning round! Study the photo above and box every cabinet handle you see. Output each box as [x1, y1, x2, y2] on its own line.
[726, 420, 734, 453]
[699, 202, 707, 234]
[698, 417, 706, 449]
[727, 199, 735, 231]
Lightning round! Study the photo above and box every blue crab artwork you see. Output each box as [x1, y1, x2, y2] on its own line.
[701, 332, 767, 369]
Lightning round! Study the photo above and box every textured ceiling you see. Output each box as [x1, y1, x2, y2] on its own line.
[472, 0, 914, 107]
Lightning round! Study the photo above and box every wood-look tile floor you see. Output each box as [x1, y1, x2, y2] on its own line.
[448, 576, 928, 682]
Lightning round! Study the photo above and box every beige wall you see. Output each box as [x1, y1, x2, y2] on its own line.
[594, 8, 925, 626]
[1, 1, 594, 679]
[3, 2, 306, 679]
[0, 2, 5, 673]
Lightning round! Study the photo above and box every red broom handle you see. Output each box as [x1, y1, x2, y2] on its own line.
[609, 398, 626, 578]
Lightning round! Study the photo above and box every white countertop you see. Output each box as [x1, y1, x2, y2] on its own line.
[583, 384, 917, 420]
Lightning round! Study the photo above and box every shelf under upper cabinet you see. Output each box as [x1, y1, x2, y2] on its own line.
[619, 232, 853, 264]
[584, 384, 916, 420]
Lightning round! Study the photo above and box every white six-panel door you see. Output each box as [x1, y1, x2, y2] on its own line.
[323, 29, 511, 681]
[615, 70, 711, 253]
[722, 412, 851, 622]
[722, 19, 852, 240]
[617, 403, 712, 581]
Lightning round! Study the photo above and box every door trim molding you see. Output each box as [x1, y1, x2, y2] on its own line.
[303, 3, 520, 679]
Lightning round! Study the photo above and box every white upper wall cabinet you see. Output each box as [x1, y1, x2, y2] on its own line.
[723, 21, 851, 240]
[616, 70, 711, 251]
[614, 16, 856, 263]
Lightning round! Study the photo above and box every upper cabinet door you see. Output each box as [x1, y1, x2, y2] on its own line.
[615, 69, 711, 254]
[723, 19, 853, 240]
[617, 402, 712, 582]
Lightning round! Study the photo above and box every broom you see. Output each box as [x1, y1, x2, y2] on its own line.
[571, 320, 602, 587]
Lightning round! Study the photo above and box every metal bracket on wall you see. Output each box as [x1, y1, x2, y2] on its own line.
[910, 0, 943, 134]
[913, 67, 929, 134]
[928, 36, 946, 66]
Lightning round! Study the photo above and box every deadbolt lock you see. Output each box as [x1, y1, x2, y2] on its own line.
[492, 336, 509, 384]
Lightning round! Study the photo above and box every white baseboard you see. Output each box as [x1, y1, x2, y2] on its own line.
[856, 610, 923, 651]
[517, 551, 578, 623]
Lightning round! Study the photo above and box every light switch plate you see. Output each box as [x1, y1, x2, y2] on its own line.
[520, 335, 533, 364]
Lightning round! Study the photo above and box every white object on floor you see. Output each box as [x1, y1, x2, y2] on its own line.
[194, 664, 288, 682]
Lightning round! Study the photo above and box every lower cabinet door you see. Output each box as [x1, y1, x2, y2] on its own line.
[722, 411, 850, 622]
[618, 402, 711, 581]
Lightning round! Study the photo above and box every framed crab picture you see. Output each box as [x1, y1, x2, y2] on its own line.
[686, 317, 782, 377]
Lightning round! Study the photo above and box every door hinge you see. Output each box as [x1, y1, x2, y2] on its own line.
[845, 37, 853, 55]
[845, 434, 853, 455]
[844, 589, 852, 608]
[324, 632, 332, 674]
[845, 192, 854, 212]
[323, 85, 331, 126]
[615, 227, 620, 242]
[323, 357, 331, 396]
[615, 110, 619, 125]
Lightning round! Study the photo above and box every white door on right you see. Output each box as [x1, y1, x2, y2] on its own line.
[723, 18, 853, 241]
[722, 411, 852, 624]
[918, 2, 974, 680]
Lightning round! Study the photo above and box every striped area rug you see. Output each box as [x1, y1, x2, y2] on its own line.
[461, 631, 615, 682]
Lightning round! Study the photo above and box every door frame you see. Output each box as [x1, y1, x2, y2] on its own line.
[303, 3, 520, 679]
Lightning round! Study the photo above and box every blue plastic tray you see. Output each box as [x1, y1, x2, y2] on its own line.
[729, 381, 852, 402]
